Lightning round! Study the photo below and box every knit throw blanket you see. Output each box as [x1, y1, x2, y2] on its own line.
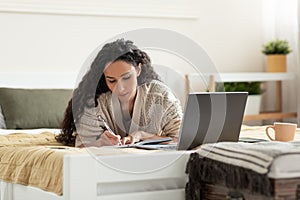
[186, 141, 300, 199]
[0, 132, 84, 195]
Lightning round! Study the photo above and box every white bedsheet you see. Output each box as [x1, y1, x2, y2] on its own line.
[240, 125, 300, 179]
[269, 154, 300, 179]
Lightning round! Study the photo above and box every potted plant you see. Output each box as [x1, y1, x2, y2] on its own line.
[216, 82, 263, 115]
[262, 39, 292, 72]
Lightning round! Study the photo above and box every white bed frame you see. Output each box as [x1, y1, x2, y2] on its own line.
[0, 72, 192, 200]
[6, 151, 190, 200]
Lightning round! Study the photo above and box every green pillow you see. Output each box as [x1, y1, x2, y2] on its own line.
[0, 88, 72, 129]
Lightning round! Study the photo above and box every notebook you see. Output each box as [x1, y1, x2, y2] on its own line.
[137, 92, 248, 150]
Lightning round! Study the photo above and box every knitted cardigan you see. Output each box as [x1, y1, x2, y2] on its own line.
[75, 80, 183, 147]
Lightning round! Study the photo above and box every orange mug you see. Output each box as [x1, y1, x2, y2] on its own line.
[265, 122, 297, 142]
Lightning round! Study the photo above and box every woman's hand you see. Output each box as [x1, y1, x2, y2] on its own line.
[121, 134, 140, 145]
[95, 131, 121, 147]
[121, 131, 160, 145]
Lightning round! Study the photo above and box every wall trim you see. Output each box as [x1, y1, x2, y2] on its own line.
[0, 0, 198, 20]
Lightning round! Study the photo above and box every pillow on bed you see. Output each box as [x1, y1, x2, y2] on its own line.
[0, 106, 6, 129]
[0, 88, 72, 129]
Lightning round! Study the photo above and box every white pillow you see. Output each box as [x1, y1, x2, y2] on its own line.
[0, 106, 6, 129]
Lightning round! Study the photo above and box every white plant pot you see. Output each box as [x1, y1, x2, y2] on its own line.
[244, 95, 262, 115]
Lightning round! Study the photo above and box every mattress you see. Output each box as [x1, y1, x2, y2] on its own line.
[240, 125, 300, 179]
[2, 126, 300, 179]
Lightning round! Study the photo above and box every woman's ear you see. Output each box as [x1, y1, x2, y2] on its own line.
[136, 63, 142, 76]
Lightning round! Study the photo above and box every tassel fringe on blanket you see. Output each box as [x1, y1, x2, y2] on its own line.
[185, 153, 273, 200]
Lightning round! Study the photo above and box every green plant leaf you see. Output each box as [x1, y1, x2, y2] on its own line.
[262, 39, 292, 55]
[216, 82, 263, 95]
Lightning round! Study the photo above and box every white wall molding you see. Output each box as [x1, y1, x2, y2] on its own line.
[0, 0, 198, 20]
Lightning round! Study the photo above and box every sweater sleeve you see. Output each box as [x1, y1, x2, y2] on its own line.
[75, 106, 103, 147]
[160, 90, 183, 138]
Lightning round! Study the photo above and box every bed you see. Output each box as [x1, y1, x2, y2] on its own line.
[2, 72, 299, 200]
[0, 72, 191, 200]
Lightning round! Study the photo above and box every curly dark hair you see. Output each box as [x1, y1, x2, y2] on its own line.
[55, 39, 161, 146]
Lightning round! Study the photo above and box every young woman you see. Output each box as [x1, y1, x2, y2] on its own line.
[56, 39, 182, 147]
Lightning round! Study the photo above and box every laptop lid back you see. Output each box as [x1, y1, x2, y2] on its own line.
[177, 92, 248, 150]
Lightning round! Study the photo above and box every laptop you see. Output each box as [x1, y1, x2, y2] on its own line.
[137, 92, 248, 150]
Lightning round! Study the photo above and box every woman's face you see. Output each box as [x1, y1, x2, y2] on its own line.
[104, 60, 141, 103]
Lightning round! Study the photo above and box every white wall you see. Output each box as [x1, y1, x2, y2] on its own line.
[0, 0, 264, 74]
[7, 0, 299, 124]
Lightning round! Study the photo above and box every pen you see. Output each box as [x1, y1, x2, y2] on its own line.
[97, 115, 122, 145]
[97, 115, 115, 134]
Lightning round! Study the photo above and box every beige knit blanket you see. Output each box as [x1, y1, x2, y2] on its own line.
[0, 131, 63, 147]
[0, 132, 84, 195]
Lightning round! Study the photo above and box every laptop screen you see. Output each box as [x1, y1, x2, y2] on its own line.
[177, 92, 248, 150]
